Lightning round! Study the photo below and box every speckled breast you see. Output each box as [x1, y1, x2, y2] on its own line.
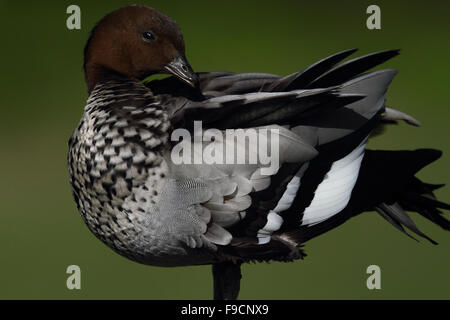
[68, 80, 172, 262]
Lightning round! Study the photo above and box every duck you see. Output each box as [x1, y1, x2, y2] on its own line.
[68, 5, 450, 299]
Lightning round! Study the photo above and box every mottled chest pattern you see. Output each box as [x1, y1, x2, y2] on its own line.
[68, 79, 171, 257]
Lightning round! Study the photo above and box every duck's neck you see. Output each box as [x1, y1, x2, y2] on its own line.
[85, 63, 138, 95]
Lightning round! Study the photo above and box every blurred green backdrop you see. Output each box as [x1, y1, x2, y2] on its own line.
[0, 0, 449, 299]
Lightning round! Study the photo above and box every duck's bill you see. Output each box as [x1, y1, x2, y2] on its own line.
[164, 56, 199, 88]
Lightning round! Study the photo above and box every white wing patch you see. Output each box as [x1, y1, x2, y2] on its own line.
[257, 164, 309, 244]
[301, 139, 367, 226]
[256, 139, 367, 244]
[257, 211, 284, 244]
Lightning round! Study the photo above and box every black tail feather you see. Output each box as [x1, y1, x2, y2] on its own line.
[367, 149, 449, 244]
[400, 193, 450, 231]
[267, 48, 358, 91]
[375, 202, 438, 245]
[375, 204, 421, 243]
[290, 148, 449, 244]
[307, 49, 400, 88]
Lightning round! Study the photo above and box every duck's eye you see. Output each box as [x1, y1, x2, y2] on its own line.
[142, 31, 156, 42]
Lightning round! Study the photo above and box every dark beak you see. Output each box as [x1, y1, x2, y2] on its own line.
[164, 55, 199, 88]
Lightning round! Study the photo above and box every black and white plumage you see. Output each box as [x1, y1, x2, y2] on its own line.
[68, 6, 450, 299]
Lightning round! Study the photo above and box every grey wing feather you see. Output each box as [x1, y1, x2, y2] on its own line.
[383, 107, 421, 126]
[152, 178, 236, 249]
[161, 124, 318, 249]
[148, 179, 218, 249]
[200, 73, 280, 97]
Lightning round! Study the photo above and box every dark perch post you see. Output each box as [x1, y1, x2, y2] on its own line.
[212, 261, 242, 300]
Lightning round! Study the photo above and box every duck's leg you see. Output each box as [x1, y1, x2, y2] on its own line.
[212, 261, 242, 300]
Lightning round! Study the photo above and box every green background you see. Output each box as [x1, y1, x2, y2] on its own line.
[0, 0, 449, 299]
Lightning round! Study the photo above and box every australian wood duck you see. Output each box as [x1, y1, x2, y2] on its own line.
[68, 5, 450, 299]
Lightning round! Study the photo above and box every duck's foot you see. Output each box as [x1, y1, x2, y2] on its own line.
[212, 261, 242, 300]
